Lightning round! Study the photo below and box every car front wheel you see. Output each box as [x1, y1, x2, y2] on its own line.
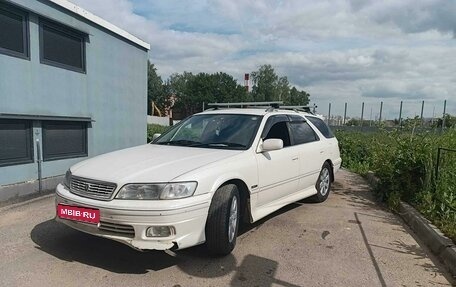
[205, 184, 240, 256]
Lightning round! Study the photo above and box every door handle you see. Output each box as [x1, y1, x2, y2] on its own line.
[292, 157, 299, 161]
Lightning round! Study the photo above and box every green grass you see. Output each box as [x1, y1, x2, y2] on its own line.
[147, 124, 170, 142]
[335, 128, 456, 242]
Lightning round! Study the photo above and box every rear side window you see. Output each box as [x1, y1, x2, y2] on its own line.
[306, 116, 334, 138]
[289, 122, 318, 145]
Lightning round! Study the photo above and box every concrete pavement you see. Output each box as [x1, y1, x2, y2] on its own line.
[0, 169, 454, 287]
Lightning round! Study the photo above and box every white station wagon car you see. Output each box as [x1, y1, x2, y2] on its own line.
[55, 105, 341, 255]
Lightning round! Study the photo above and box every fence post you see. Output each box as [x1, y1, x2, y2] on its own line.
[435, 147, 456, 180]
[379, 101, 383, 123]
[420, 100, 424, 126]
[343, 102, 347, 125]
[442, 100, 447, 131]
[369, 107, 373, 126]
[360, 102, 364, 128]
[327, 103, 331, 125]
[435, 147, 442, 180]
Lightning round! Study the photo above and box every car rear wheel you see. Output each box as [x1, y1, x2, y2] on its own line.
[205, 184, 240, 256]
[310, 162, 332, 203]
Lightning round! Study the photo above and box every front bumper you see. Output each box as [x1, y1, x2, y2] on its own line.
[55, 184, 210, 251]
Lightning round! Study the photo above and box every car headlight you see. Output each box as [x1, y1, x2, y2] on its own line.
[116, 182, 197, 200]
[64, 170, 72, 188]
[160, 182, 198, 199]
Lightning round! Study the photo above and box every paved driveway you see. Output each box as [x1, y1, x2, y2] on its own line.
[0, 170, 454, 287]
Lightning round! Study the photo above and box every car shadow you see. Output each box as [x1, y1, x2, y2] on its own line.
[31, 196, 314, 276]
[30, 219, 179, 274]
[238, 200, 304, 236]
[31, 219, 302, 286]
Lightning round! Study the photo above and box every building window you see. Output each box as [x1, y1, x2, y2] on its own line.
[39, 20, 86, 73]
[0, 3, 29, 59]
[42, 121, 88, 161]
[0, 120, 33, 167]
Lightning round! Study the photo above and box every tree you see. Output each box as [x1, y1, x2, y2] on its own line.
[147, 61, 166, 115]
[251, 64, 310, 106]
[165, 72, 195, 117]
[277, 76, 290, 102]
[206, 72, 250, 103]
[169, 72, 249, 118]
[285, 87, 310, 106]
[251, 64, 280, 102]
[146, 62, 311, 119]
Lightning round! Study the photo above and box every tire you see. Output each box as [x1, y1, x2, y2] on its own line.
[205, 184, 240, 256]
[310, 162, 332, 203]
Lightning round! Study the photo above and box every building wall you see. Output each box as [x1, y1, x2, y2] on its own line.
[0, 0, 148, 191]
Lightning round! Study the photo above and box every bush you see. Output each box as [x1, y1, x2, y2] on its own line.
[336, 129, 456, 242]
[147, 124, 170, 142]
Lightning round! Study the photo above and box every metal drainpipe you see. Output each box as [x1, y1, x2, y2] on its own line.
[36, 138, 42, 193]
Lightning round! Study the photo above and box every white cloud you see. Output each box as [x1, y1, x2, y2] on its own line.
[69, 0, 456, 118]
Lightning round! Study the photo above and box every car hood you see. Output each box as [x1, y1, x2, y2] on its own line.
[70, 144, 242, 183]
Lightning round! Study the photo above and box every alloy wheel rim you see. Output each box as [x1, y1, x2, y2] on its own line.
[228, 197, 238, 243]
[319, 168, 330, 196]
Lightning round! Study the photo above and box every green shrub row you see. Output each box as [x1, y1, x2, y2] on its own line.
[147, 124, 170, 142]
[335, 129, 456, 242]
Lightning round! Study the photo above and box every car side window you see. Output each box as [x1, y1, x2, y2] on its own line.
[289, 121, 319, 145]
[262, 115, 291, 147]
[306, 116, 334, 138]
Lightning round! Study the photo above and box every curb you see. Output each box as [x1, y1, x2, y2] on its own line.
[0, 193, 54, 213]
[362, 171, 456, 277]
[364, 171, 380, 188]
[398, 201, 456, 277]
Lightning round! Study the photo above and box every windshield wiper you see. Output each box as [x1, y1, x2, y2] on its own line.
[157, 140, 246, 149]
[198, 142, 247, 148]
[157, 140, 202, 146]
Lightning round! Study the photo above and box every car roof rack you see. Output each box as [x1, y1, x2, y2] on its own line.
[206, 102, 317, 114]
[279, 105, 317, 114]
[207, 101, 283, 110]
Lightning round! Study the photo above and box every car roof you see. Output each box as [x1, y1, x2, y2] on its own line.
[199, 108, 318, 117]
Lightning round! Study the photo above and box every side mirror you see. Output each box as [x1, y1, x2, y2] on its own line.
[152, 133, 161, 141]
[262, 139, 283, 152]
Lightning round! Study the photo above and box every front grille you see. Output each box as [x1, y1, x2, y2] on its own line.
[99, 221, 135, 237]
[70, 176, 117, 200]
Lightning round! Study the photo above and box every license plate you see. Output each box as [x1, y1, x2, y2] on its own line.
[57, 204, 100, 224]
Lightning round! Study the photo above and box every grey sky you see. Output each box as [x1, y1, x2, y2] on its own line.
[71, 0, 455, 119]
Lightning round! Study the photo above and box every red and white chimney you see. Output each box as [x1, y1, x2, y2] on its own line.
[244, 73, 249, 92]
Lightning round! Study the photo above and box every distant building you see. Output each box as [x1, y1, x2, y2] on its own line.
[0, 0, 150, 201]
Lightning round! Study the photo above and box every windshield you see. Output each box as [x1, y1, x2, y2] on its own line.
[154, 114, 262, 150]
